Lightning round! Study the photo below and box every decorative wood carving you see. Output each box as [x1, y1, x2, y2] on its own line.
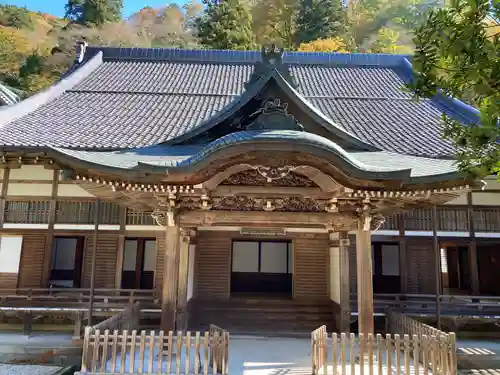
[205, 195, 328, 213]
[212, 196, 257, 211]
[246, 99, 304, 132]
[274, 197, 325, 212]
[221, 170, 318, 187]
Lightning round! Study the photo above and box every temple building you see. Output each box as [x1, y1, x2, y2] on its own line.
[0, 44, 497, 335]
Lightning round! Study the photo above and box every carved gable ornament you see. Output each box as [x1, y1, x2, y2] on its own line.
[247, 99, 304, 131]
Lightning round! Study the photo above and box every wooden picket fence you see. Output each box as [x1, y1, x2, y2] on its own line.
[78, 327, 229, 374]
[311, 326, 456, 375]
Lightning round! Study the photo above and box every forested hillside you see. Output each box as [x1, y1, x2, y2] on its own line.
[0, 0, 441, 96]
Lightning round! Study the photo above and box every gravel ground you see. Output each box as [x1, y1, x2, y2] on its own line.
[0, 364, 62, 375]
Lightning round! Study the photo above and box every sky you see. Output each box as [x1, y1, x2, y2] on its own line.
[0, 0, 181, 18]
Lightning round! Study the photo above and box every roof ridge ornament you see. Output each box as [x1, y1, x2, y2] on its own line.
[75, 38, 88, 65]
[262, 44, 284, 66]
[246, 98, 304, 131]
[244, 44, 298, 90]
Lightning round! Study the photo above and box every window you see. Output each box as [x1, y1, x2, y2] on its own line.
[381, 244, 400, 276]
[50, 236, 84, 288]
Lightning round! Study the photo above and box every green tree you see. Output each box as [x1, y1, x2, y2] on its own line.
[410, 0, 499, 178]
[252, 0, 298, 48]
[0, 5, 34, 29]
[197, 0, 255, 50]
[295, 0, 346, 45]
[347, 0, 439, 51]
[65, 0, 123, 26]
[0, 26, 31, 73]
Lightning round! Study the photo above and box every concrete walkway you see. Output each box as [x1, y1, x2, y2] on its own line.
[457, 338, 500, 373]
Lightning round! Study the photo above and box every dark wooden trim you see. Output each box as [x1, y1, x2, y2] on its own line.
[0, 168, 10, 228]
[8, 179, 57, 184]
[115, 206, 127, 289]
[467, 192, 480, 294]
[432, 205, 441, 329]
[398, 214, 408, 293]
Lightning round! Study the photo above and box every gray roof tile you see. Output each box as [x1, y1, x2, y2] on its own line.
[74, 61, 254, 95]
[0, 48, 476, 158]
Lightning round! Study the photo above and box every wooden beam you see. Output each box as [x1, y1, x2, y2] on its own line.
[180, 210, 350, 228]
[161, 223, 181, 331]
[356, 220, 373, 335]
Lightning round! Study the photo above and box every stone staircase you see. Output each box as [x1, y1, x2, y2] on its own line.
[188, 297, 336, 336]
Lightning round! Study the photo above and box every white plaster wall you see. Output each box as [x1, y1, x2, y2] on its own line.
[9, 166, 53, 180]
[7, 183, 52, 196]
[0, 236, 23, 273]
[57, 184, 95, 197]
[473, 192, 500, 206]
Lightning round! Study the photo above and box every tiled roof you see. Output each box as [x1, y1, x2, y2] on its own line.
[51, 130, 459, 180]
[0, 83, 20, 106]
[0, 48, 478, 158]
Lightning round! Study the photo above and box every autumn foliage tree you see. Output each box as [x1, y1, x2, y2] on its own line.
[297, 37, 348, 52]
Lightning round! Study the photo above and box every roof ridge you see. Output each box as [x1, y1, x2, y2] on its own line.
[67, 89, 241, 97]
[85, 46, 411, 67]
[0, 52, 104, 127]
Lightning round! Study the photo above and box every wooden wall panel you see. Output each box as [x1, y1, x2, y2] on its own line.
[0, 273, 19, 289]
[293, 233, 329, 300]
[82, 233, 118, 288]
[194, 231, 231, 298]
[18, 232, 46, 287]
[155, 232, 165, 293]
[406, 238, 436, 294]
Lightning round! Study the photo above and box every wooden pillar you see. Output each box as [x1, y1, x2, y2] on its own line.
[114, 206, 127, 289]
[161, 223, 181, 332]
[42, 169, 59, 287]
[398, 214, 408, 293]
[339, 231, 350, 332]
[0, 168, 9, 228]
[356, 220, 373, 335]
[176, 228, 196, 331]
[467, 192, 480, 294]
[432, 205, 441, 330]
[87, 198, 101, 327]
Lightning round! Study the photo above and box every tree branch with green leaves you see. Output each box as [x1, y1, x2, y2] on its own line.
[410, 0, 499, 178]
